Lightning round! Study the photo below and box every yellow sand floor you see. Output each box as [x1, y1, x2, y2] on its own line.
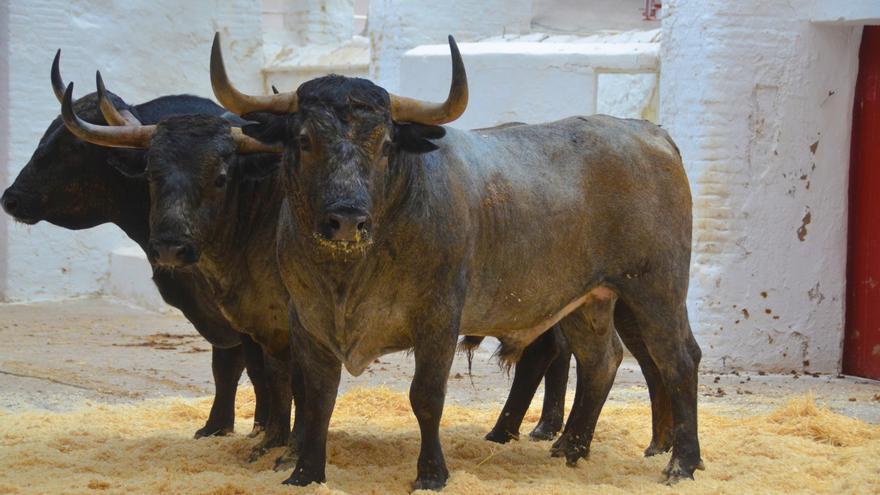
[1, 387, 878, 495]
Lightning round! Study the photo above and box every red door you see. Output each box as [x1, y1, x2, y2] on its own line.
[845, 26, 880, 380]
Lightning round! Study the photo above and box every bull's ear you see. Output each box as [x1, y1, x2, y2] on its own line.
[236, 153, 280, 181]
[240, 112, 287, 146]
[107, 149, 147, 178]
[394, 123, 446, 154]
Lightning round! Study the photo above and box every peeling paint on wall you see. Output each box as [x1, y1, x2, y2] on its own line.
[797, 209, 812, 241]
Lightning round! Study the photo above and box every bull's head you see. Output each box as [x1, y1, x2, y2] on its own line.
[59, 80, 280, 268]
[210, 33, 467, 253]
[0, 52, 144, 229]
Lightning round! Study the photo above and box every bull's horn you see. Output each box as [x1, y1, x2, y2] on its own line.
[230, 127, 284, 154]
[211, 32, 298, 115]
[51, 50, 66, 103]
[96, 71, 142, 126]
[60, 83, 155, 149]
[389, 35, 468, 125]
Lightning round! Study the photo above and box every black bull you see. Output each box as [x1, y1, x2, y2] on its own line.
[211, 36, 703, 488]
[0, 58, 277, 442]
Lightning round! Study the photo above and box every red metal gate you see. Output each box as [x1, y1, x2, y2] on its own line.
[845, 26, 880, 380]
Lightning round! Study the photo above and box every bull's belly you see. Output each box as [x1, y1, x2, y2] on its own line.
[459, 287, 596, 352]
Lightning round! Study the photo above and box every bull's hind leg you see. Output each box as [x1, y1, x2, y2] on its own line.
[485, 328, 563, 444]
[274, 354, 306, 472]
[247, 349, 292, 462]
[621, 289, 702, 482]
[614, 301, 674, 456]
[529, 331, 571, 441]
[550, 288, 622, 466]
[195, 344, 245, 438]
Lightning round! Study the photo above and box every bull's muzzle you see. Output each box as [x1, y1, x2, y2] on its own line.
[318, 206, 371, 243]
[1, 187, 41, 224]
[148, 238, 200, 267]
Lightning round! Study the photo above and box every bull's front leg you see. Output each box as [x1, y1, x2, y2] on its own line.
[194, 344, 245, 438]
[410, 315, 459, 491]
[240, 334, 270, 437]
[283, 309, 341, 487]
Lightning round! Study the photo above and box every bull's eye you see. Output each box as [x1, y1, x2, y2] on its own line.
[214, 174, 227, 188]
[298, 134, 311, 152]
[381, 141, 392, 157]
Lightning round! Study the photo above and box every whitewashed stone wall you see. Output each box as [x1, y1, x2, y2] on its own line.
[660, 0, 876, 373]
[368, 0, 533, 93]
[0, 0, 264, 302]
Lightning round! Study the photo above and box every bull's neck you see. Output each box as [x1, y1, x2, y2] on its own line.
[199, 173, 285, 286]
[107, 172, 152, 249]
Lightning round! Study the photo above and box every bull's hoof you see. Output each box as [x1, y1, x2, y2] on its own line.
[662, 457, 704, 484]
[193, 423, 233, 439]
[247, 422, 265, 439]
[484, 427, 518, 444]
[246, 446, 269, 463]
[412, 473, 448, 491]
[643, 438, 672, 457]
[550, 433, 588, 467]
[273, 446, 298, 472]
[247, 429, 288, 462]
[282, 465, 325, 486]
[528, 420, 562, 441]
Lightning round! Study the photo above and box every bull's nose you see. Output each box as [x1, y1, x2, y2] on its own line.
[322, 209, 370, 242]
[149, 239, 199, 267]
[1, 189, 19, 215]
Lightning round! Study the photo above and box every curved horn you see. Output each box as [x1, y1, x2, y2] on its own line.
[230, 127, 283, 154]
[51, 49, 66, 103]
[96, 71, 142, 126]
[211, 32, 297, 115]
[389, 35, 468, 125]
[61, 83, 155, 149]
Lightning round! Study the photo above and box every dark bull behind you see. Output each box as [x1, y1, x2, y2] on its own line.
[213, 33, 702, 489]
[56, 79, 298, 463]
[0, 54, 276, 442]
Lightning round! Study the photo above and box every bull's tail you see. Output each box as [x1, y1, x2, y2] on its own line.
[457, 336, 484, 380]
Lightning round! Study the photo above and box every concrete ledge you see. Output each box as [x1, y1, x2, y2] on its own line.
[106, 247, 166, 313]
[809, 0, 880, 25]
[401, 41, 659, 129]
[406, 42, 659, 71]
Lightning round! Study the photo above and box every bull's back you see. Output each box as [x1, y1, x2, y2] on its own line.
[439, 116, 690, 336]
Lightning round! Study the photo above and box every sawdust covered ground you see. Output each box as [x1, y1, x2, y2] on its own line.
[1, 387, 878, 495]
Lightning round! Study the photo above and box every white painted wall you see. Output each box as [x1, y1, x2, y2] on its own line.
[368, 0, 533, 92]
[660, 0, 874, 373]
[1, 0, 265, 302]
[532, 0, 659, 33]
